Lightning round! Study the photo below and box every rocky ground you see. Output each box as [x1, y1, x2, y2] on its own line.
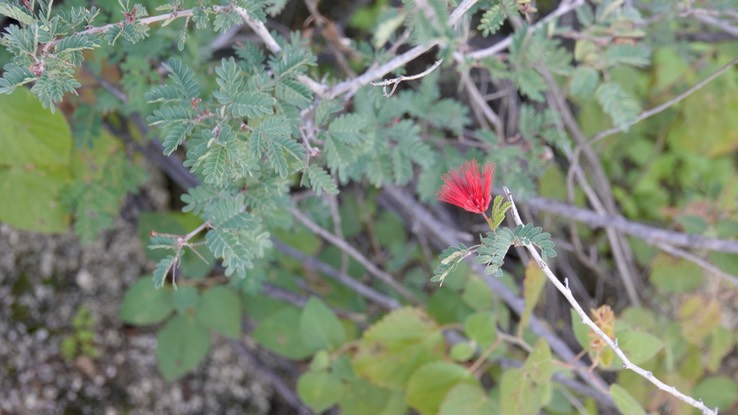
[0, 211, 273, 414]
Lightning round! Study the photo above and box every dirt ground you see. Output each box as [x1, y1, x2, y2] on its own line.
[0, 170, 274, 415]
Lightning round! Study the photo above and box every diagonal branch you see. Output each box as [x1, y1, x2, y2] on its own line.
[503, 186, 718, 415]
[586, 57, 738, 145]
[290, 206, 420, 304]
[328, 0, 479, 98]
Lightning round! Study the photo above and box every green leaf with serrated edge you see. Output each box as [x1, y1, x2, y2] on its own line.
[615, 331, 664, 366]
[171, 286, 199, 314]
[0, 166, 69, 233]
[649, 253, 703, 293]
[520, 261, 546, 330]
[405, 361, 478, 415]
[708, 327, 734, 372]
[195, 286, 241, 338]
[156, 315, 211, 381]
[500, 369, 538, 415]
[300, 297, 346, 351]
[450, 342, 475, 362]
[339, 378, 406, 415]
[297, 371, 343, 413]
[439, 383, 497, 415]
[523, 339, 553, 399]
[693, 376, 738, 411]
[0, 88, 72, 167]
[253, 307, 313, 359]
[120, 278, 173, 325]
[353, 307, 444, 389]
[679, 295, 721, 345]
[609, 384, 646, 415]
[463, 311, 497, 349]
[461, 275, 492, 310]
[501, 339, 554, 415]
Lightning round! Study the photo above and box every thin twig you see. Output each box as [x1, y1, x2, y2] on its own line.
[273, 240, 402, 310]
[655, 242, 738, 288]
[540, 66, 642, 306]
[231, 6, 327, 96]
[524, 194, 738, 254]
[290, 206, 420, 304]
[465, 0, 586, 60]
[586, 57, 738, 145]
[503, 186, 718, 415]
[694, 13, 738, 37]
[328, 0, 479, 98]
[459, 69, 505, 139]
[370, 59, 443, 97]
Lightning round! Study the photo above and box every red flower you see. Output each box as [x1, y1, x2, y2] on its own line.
[436, 160, 495, 215]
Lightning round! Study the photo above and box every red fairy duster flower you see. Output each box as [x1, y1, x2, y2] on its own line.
[436, 160, 495, 215]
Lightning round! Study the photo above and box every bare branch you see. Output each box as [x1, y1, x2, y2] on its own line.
[290, 206, 420, 304]
[273, 240, 402, 310]
[370, 59, 443, 97]
[465, 0, 586, 60]
[503, 186, 718, 415]
[328, 0, 479, 98]
[524, 194, 738, 254]
[587, 57, 738, 145]
[655, 242, 738, 288]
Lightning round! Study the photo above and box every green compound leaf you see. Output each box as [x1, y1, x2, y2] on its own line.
[596, 82, 641, 128]
[297, 371, 344, 413]
[196, 286, 242, 338]
[231, 91, 275, 118]
[152, 255, 178, 289]
[478, 5, 506, 37]
[120, 277, 173, 325]
[609, 384, 646, 415]
[300, 297, 346, 351]
[329, 113, 367, 144]
[304, 164, 339, 195]
[432, 244, 470, 286]
[570, 66, 599, 98]
[156, 315, 211, 381]
[405, 361, 478, 415]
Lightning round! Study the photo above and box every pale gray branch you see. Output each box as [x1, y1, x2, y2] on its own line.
[504, 186, 718, 415]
